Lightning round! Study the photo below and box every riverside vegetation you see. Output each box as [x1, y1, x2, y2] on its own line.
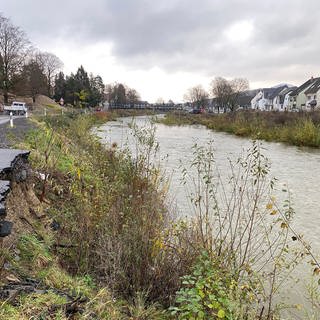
[159, 110, 320, 148]
[1, 111, 320, 319]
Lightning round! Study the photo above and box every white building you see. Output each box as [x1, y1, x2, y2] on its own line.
[251, 85, 288, 111]
[304, 78, 320, 110]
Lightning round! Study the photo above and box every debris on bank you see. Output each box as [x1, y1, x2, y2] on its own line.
[0, 149, 30, 238]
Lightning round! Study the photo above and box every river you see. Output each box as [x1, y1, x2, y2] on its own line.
[95, 115, 320, 316]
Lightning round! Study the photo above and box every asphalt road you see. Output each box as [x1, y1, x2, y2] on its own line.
[0, 115, 35, 148]
[0, 114, 26, 125]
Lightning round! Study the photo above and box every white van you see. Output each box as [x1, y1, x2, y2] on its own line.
[3, 101, 28, 115]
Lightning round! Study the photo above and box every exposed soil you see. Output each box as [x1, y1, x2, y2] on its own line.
[0, 93, 58, 107]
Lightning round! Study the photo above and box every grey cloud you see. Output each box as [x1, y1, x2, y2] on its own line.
[1, 0, 320, 85]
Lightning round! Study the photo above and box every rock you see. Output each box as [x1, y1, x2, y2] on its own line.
[15, 168, 27, 182]
[50, 220, 60, 231]
[0, 149, 30, 238]
[0, 221, 13, 237]
[12, 158, 29, 182]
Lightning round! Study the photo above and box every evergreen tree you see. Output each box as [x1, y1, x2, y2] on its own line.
[54, 66, 106, 107]
[88, 74, 104, 106]
[53, 71, 66, 102]
[74, 65, 90, 93]
[69, 66, 91, 107]
[65, 74, 77, 105]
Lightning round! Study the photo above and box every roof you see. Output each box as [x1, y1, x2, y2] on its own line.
[277, 87, 296, 103]
[279, 87, 296, 96]
[262, 85, 288, 100]
[290, 77, 320, 96]
[305, 78, 320, 95]
[242, 89, 261, 97]
[237, 95, 253, 106]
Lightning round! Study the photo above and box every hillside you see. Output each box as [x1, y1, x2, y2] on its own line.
[0, 93, 59, 108]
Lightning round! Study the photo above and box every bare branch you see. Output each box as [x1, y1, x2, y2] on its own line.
[210, 76, 249, 112]
[183, 85, 209, 110]
[0, 13, 31, 103]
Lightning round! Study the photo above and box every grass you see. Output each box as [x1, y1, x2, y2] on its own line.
[158, 110, 320, 147]
[3, 110, 320, 319]
[1, 110, 175, 319]
[1, 233, 123, 320]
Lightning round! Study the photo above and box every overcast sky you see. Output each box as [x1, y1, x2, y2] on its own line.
[1, 0, 320, 102]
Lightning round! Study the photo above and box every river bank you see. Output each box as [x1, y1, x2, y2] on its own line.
[159, 110, 320, 148]
[0, 111, 183, 319]
[1, 112, 320, 319]
[99, 114, 320, 319]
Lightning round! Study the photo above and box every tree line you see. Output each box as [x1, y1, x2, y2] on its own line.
[54, 71, 141, 108]
[105, 83, 141, 107]
[53, 66, 105, 107]
[184, 77, 249, 112]
[0, 13, 141, 108]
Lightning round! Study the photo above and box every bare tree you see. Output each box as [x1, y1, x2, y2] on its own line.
[24, 60, 47, 102]
[126, 87, 140, 106]
[210, 77, 233, 113]
[36, 51, 63, 97]
[0, 14, 31, 103]
[105, 82, 141, 107]
[105, 82, 126, 106]
[210, 77, 249, 112]
[184, 85, 209, 110]
[105, 83, 113, 104]
[229, 78, 249, 110]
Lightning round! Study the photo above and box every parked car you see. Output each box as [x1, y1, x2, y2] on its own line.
[3, 101, 27, 115]
[189, 107, 206, 114]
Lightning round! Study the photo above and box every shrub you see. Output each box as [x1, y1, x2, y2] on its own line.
[170, 251, 235, 319]
[20, 113, 320, 319]
[24, 114, 195, 306]
[172, 139, 314, 319]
